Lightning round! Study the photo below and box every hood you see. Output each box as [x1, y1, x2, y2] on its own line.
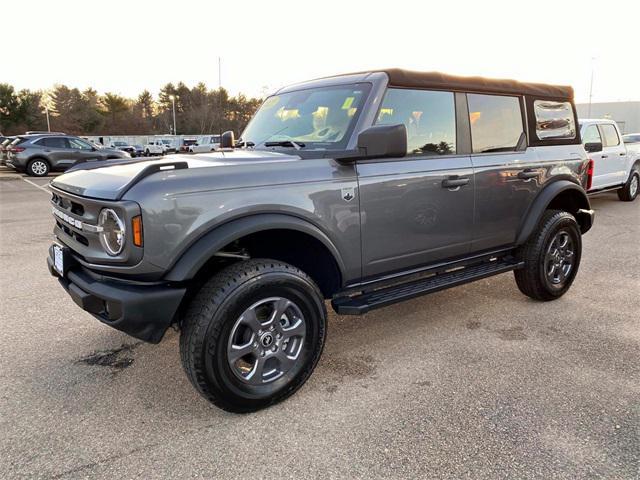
[50, 150, 301, 200]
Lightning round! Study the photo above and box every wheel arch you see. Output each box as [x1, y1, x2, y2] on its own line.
[515, 180, 592, 245]
[164, 213, 346, 296]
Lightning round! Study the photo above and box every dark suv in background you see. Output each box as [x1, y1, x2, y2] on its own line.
[6, 134, 130, 176]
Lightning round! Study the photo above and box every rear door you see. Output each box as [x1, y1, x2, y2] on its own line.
[358, 88, 474, 278]
[466, 93, 539, 251]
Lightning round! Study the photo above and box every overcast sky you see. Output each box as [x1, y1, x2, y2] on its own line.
[4, 0, 639, 103]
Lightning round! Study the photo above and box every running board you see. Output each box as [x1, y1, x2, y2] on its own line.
[332, 258, 524, 315]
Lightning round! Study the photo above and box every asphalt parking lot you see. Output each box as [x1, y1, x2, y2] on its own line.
[0, 169, 638, 479]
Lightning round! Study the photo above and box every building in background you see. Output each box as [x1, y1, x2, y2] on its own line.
[576, 102, 640, 134]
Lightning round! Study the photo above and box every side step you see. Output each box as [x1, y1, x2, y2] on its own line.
[332, 258, 524, 315]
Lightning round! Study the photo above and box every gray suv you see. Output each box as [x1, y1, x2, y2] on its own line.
[6, 134, 129, 176]
[47, 69, 595, 412]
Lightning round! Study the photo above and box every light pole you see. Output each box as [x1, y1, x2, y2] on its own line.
[588, 57, 595, 118]
[169, 95, 177, 134]
[45, 107, 51, 132]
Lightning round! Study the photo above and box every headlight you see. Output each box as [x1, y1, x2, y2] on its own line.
[98, 208, 125, 255]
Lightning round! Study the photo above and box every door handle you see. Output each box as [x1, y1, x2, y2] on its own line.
[619, 153, 625, 156]
[442, 177, 470, 189]
[601, 154, 608, 158]
[517, 169, 539, 180]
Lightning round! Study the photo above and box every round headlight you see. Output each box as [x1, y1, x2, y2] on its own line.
[98, 208, 125, 255]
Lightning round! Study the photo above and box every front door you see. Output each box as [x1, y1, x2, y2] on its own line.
[68, 137, 101, 164]
[598, 123, 627, 186]
[358, 88, 474, 278]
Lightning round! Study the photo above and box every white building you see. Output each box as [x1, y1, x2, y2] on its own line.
[575, 101, 640, 134]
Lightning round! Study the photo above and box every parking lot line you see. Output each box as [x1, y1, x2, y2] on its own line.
[21, 177, 50, 194]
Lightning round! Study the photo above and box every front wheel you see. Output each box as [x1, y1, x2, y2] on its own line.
[617, 169, 639, 202]
[180, 259, 327, 413]
[514, 210, 582, 301]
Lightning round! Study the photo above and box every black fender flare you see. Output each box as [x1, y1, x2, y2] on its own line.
[515, 180, 592, 245]
[164, 213, 347, 282]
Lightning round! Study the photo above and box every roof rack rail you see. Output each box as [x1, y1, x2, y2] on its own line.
[25, 131, 66, 135]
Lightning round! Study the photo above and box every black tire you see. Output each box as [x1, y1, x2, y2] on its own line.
[180, 259, 327, 413]
[617, 169, 639, 202]
[145, 149, 150, 157]
[514, 210, 582, 301]
[26, 158, 50, 177]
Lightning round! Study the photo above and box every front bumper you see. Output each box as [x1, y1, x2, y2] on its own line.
[48, 246, 186, 343]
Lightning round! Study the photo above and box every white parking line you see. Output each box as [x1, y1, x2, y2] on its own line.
[21, 177, 51, 194]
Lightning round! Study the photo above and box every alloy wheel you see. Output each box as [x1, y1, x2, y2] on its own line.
[227, 297, 306, 385]
[544, 230, 574, 285]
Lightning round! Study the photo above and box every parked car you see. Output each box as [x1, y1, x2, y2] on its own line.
[160, 139, 177, 153]
[143, 140, 166, 156]
[110, 141, 137, 157]
[622, 133, 640, 146]
[47, 69, 594, 412]
[6, 134, 130, 176]
[188, 135, 220, 153]
[580, 119, 640, 201]
[134, 145, 145, 157]
[1, 136, 14, 165]
[180, 138, 198, 153]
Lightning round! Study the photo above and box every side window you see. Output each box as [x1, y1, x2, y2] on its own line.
[40, 137, 69, 148]
[582, 125, 602, 145]
[68, 138, 92, 150]
[533, 100, 576, 140]
[599, 124, 620, 147]
[467, 94, 524, 153]
[376, 88, 456, 155]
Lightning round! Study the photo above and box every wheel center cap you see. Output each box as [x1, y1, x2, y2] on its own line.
[261, 333, 274, 347]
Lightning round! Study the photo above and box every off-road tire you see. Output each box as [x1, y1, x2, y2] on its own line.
[180, 259, 327, 413]
[617, 169, 639, 202]
[26, 158, 50, 177]
[514, 210, 582, 301]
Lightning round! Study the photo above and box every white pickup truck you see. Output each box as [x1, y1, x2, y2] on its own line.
[580, 119, 640, 201]
[143, 139, 166, 156]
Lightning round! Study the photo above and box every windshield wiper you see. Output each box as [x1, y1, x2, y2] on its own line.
[264, 140, 305, 150]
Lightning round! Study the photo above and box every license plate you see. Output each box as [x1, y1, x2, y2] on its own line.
[53, 244, 64, 276]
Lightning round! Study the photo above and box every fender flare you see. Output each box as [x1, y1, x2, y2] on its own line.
[515, 180, 592, 245]
[164, 213, 347, 282]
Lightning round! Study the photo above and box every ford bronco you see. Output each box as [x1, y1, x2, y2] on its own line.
[47, 69, 594, 412]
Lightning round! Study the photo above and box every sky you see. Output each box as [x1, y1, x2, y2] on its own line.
[3, 0, 639, 104]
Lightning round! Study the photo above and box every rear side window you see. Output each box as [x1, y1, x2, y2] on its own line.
[533, 100, 576, 140]
[38, 137, 69, 148]
[467, 94, 524, 153]
[376, 88, 456, 155]
[582, 125, 602, 144]
[599, 124, 620, 147]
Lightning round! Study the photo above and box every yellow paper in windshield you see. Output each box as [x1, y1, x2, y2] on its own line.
[341, 97, 355, 110]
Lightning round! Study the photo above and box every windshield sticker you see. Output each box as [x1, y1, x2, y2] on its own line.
[341, 97, 355, 110]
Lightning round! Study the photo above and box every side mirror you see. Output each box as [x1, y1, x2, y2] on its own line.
[356, 124, 407, 160]
[584, 142, 603, 153]
[220, 131, 235, 148]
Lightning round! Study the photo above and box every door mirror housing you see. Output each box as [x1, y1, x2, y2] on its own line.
[338, 124, 407, 163]
[220, 131, 235, 149]
[584, 141, 603, 153]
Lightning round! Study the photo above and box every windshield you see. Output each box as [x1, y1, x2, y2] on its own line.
[113, 141, 127, 146]
[242, 84, 371, 150]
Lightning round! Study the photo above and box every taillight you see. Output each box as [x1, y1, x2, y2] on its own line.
[586, 159, 594, 190]
[9, 146, 25, 153]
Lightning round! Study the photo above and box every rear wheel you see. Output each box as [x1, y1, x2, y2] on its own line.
[180, 259, 327, 413]
[514, 210, 582, 301]
[26, 159, 49, 177]
[617, 169, 639, 201]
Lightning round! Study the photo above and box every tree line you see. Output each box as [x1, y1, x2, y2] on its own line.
[0, 82, 263, 136]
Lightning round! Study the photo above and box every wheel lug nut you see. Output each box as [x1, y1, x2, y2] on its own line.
[253, 342, 258, 348]
[260, 351, 265, 357]
[276, 333, 282, 339]
[272, 346, 277, 352]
